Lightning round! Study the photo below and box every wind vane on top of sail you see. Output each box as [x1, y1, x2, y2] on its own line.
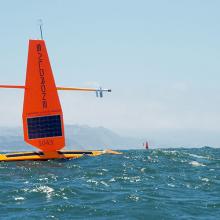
[38, 19, 44, 40]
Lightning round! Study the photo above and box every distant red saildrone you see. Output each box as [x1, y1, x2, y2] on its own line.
[143, 141, 149, 150]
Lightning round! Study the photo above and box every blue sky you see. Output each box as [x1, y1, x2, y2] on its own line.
[1, 0, 220, 146]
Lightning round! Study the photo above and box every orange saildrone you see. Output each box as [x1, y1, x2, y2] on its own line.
[0, 37, 121, 161]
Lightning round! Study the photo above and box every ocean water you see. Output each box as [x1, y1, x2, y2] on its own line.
[0, 148, 219, 220]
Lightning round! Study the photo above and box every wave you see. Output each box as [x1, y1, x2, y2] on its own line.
[0, 148, 220, 219]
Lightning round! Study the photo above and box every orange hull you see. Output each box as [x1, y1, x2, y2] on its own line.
[0, 150, 122, 162]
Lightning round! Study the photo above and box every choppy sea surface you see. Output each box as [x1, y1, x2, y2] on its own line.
[0, 147, 219, 220]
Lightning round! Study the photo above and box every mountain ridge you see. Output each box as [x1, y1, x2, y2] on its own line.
[0, 125, 142, 151]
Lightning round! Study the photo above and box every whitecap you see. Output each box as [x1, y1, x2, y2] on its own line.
[102, 169, 108, 172]
[87, 179, 98, 185]
[14, 197, 25, 201]
[122, 176, 130, 180]
[39, 178, 48, 181]
[100, 181, 109, 187]
[170, 176, 175, 181]
[140, 168, 145, 172]
[32, 186, 54, 199]
[186, 184, 191, 188]
[128, 194, 139, 202]
[201, 178, 209, 182]
[162, 150, 178, 156]
[109, 178, 115, 182]
[189, 161, 206, 167]
[188, 153, 209, 159]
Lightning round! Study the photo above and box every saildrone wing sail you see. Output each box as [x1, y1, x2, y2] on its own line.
[22, 40, 65, 152]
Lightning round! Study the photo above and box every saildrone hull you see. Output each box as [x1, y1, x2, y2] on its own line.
[0, 150, 122, 162]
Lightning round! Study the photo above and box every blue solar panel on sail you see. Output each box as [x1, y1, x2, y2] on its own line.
[27, 115, 62, 139]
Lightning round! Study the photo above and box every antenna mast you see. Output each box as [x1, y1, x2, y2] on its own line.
[38, 19, 43, 40]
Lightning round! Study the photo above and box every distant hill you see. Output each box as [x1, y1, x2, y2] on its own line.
[0, 125, 142, 151]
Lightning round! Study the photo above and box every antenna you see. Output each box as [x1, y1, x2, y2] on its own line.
[38, 19, 44, 40]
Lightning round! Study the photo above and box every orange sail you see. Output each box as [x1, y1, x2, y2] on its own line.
[22, 40, 65, 152]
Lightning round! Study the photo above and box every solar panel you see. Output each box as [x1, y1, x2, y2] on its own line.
[27, 115, 62, 139]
